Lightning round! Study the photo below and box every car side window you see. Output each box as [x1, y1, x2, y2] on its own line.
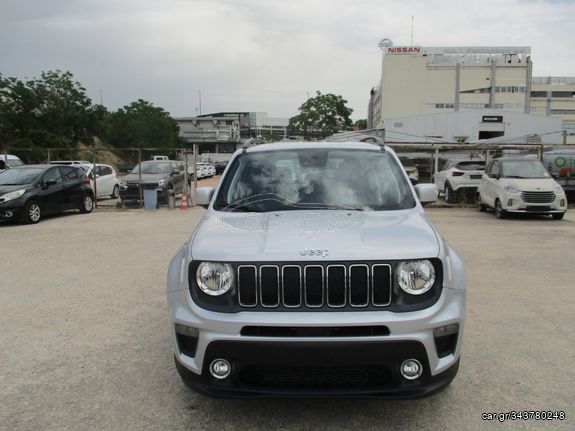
[61, 166, 78, 180]
[491, 162, 500, 177]
[100, 166, 112, 176]
[43, 167, 63, 183]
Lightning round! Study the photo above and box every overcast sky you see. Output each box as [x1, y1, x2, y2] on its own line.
[1, 0, 574, 120]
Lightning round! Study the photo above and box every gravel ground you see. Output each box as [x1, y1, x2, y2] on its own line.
[0, 207, 573, 430]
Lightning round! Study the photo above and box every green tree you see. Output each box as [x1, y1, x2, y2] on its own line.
[105, 99, 181, 149]
[354, 119, 368, 130]
[0, 70, 97, 157]
[288, 91, 353, 139]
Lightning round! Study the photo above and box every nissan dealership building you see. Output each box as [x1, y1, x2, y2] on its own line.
[368, 44, 575, 144]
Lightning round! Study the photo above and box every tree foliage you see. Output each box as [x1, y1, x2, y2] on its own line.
[104, 99, 182, 149]
[288, 91, 353, 139]
[0, 70, 97, 153]
[354, 119, 368, 130]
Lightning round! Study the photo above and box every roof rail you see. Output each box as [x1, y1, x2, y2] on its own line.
[242, 138, 267, 149]
[359, 136, 385, 146]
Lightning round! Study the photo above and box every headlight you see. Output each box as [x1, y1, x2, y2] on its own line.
[503, 184, 519, 193]
[120, 180, 127, 187]
[0, 189, 26, 202]
[157, 179, 166, 187]
[396, 260, 435, 295]
[196, 262, 235, 296]
[555, 184, 564, 193]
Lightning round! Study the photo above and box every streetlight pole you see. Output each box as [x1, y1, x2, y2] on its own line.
[198, 90, 202, 115]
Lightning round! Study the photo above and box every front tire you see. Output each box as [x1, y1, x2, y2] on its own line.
[111, 185, 120, 199]
[495, 199, 506, 219]
[23, 201, 42, 224]
[80, 194, 94, 214]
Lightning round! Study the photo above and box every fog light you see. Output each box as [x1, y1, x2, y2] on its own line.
[174, 324, 199, 337]
[4, 211, 13, 218]
[560, 199, 565, 207]
[507, 199, 513, 207]
[210, 359, 231, 379]
[401, 359, 422, 380]
[433, 323, 459, 337]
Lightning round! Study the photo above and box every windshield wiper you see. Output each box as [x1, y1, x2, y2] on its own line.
[503, 175, 525, 179]
[221, 204, 269, 212]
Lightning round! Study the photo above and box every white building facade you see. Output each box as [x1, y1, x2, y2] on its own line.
[368, 44, 575, 144]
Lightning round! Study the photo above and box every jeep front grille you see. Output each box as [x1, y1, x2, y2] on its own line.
[521, 191, 555, 204]
[237, 263, 392, 309]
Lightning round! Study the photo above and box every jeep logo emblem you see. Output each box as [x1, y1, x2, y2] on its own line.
[300, 248, 330, 257]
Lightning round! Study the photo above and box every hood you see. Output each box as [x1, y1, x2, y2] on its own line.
[123, 173, 169, 183]
[501, 177, 557, 192]
[191, 209, 440, 262]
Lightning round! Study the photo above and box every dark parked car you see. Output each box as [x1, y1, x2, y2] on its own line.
[0, 165, 94, 224]
[214, 161, 228, 175]
[119, 160, 186, 204]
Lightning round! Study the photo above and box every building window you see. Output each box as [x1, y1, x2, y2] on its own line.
[479, 131, 504, 140]
[564, 123, 575, 135]
[551, 109, 575, 115]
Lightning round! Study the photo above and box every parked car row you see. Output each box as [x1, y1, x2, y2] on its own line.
[195, 162, 216, 179]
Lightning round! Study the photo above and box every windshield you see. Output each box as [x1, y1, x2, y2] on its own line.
[501, 160, 550, 179]
[455, 161, 485, 171]
[214, 149, 415, 212]
[0, 168, 44, 185]
[131, 162, 171, 174]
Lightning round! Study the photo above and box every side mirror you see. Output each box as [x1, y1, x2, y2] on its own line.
[171, 169, 181, 175]
[414, 183, 438, 205]
[195, 187, 215, 208]
[43, 179, 58, 188]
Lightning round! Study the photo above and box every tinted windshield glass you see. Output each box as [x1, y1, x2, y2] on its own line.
[501, 160, 549, 179]
[131, 162, 171, 174]
[0, 168, 44, 185]
[214, 149, 415, 211]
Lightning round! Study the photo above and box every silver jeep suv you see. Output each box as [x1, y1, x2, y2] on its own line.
[167, 141, 466, 398]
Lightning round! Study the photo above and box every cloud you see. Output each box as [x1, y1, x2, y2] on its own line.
[1, 0, 573, 119]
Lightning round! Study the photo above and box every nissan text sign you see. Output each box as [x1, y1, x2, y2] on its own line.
[386, 46, 421, 54]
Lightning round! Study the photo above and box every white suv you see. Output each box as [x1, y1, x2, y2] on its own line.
[167, 141, 466, 398]
[478, 158, 567, 220]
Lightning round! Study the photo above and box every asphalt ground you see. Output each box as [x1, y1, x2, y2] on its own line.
[0, 207, 574, 430]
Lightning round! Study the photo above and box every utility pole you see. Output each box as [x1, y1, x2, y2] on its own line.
[198, 90, 202, 115]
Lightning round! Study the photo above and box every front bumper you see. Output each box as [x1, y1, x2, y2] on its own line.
[175, 341, 460, 398]
[0, 199, 25, 220]
[167, 284, 465, 398]
[119, 184, 169, 202]
[500, 193, 567, 214]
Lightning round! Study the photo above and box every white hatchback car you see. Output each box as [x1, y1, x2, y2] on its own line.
[478, 158, 567, 220]
[79, 164, 120, 199]
[435, 160, 485, 203]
